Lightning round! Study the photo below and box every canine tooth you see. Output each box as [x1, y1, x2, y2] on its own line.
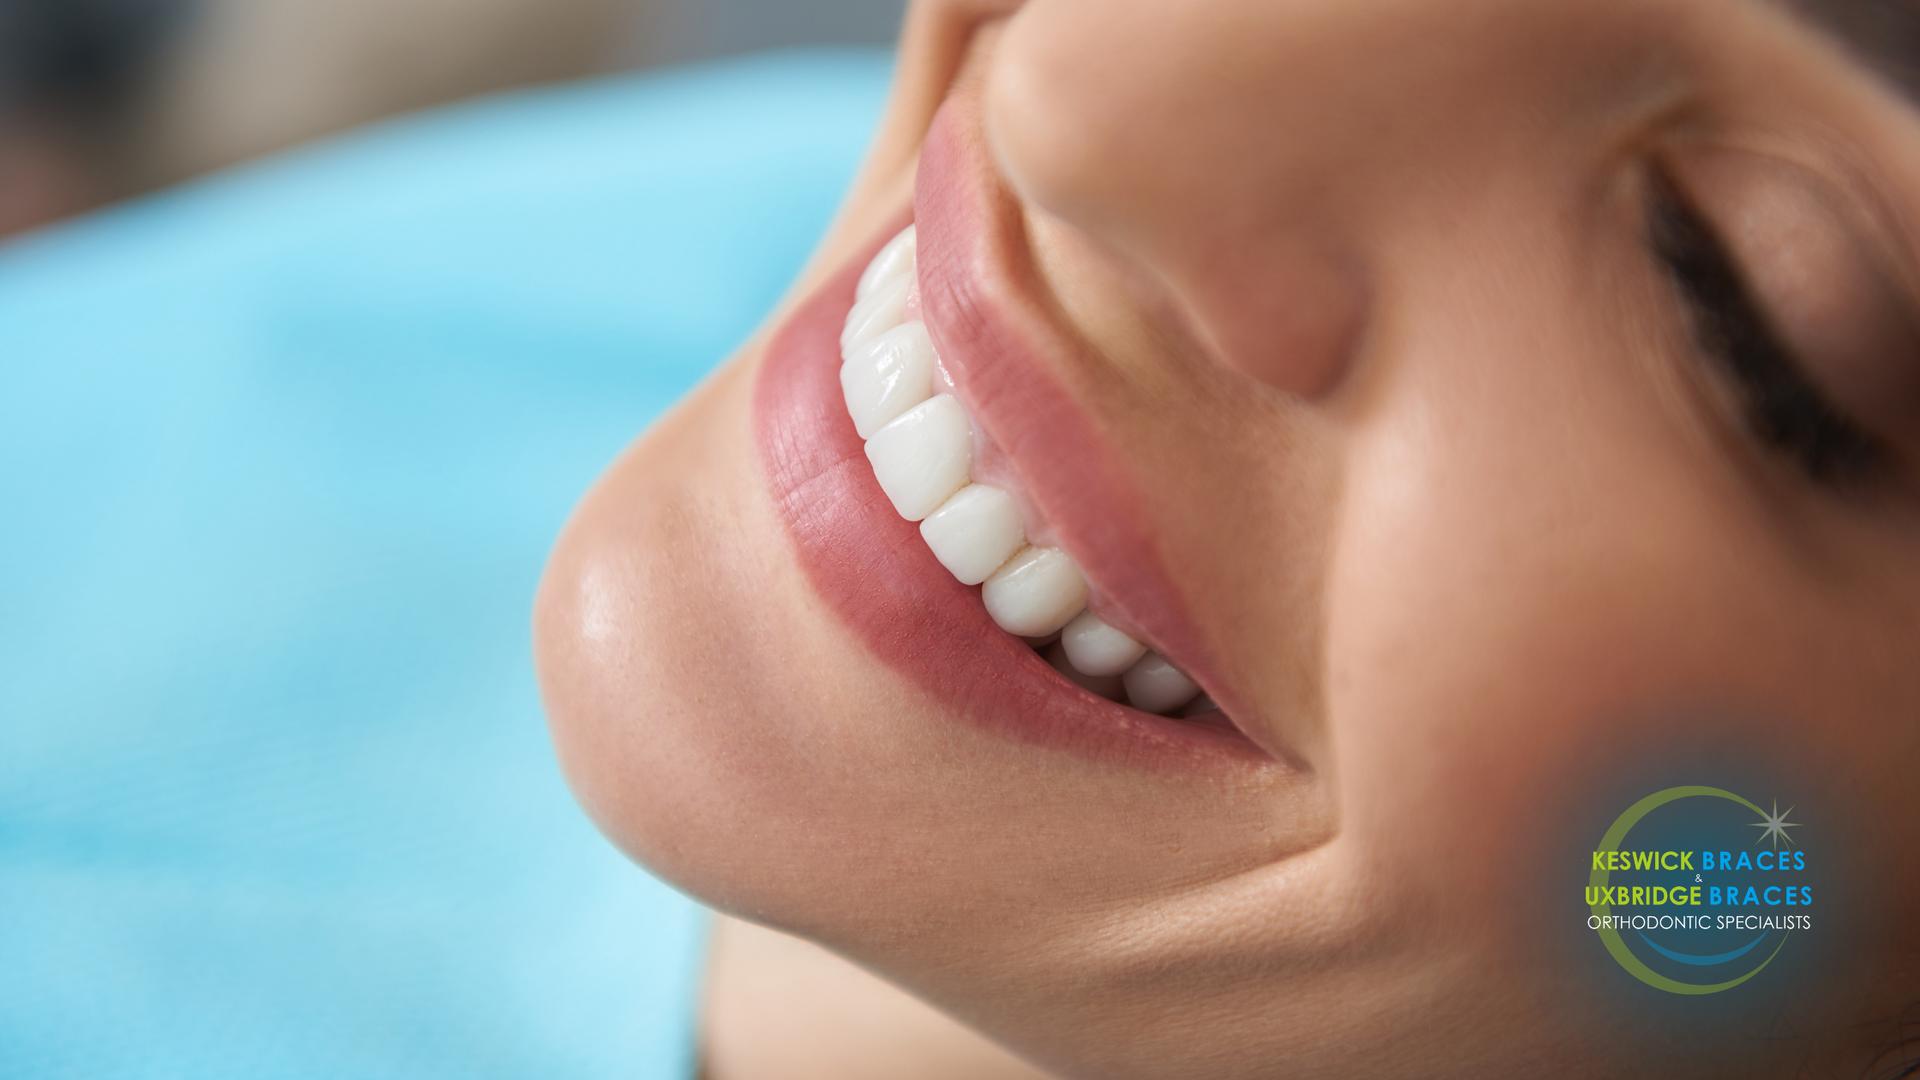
[841, 275, 911, 353]
[1122, 652, 1201, 714]
[842, 322, 938, 438]
[856, 225, 917, 301]
[864, 395, 973, 521]
[1060, 612, 1147, 677]
[982, 547, 1088, 637]
[918, 484, 1025, 585]
[1045, 642, 1125, 701]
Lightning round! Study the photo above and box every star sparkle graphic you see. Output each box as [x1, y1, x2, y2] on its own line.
[1751, 799, 1800, 849]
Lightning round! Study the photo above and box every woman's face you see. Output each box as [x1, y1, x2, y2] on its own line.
[535, 0, 1920, 1074]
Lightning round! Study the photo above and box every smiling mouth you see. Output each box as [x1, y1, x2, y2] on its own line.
[841, 223, 1219, 719]
[752, 95, 1274, 771]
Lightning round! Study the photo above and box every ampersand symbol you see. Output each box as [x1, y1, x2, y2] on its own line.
[1695, 874, 1702, 882]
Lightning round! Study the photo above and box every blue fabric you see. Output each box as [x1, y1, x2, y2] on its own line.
[0, 49, 892, 1079]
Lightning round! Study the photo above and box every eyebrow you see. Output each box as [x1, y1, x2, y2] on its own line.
[1786, 0, 1920, 100]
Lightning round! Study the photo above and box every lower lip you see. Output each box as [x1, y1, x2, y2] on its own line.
[751, 230, 1267, 772]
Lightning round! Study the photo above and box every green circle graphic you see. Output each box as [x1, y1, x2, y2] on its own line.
[1589, 785, 1791, 994]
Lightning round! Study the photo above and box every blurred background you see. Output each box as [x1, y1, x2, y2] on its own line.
[0, 0, 906, 238]
[3, 4, 902, 1074]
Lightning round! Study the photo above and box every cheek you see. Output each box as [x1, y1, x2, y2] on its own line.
[1318, 309, 1791, 918]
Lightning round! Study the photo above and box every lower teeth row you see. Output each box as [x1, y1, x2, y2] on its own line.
[838, 225, 1207, 719]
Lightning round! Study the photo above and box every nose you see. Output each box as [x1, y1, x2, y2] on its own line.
[981, 0, 1668, 398]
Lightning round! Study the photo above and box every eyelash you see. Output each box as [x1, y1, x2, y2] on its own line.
[1645, 169, 1889, 490]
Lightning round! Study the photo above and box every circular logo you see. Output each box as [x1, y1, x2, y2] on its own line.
[1586, 786, 1809, 994]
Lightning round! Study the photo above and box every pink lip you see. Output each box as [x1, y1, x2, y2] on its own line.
[753, 97, 1268, 773]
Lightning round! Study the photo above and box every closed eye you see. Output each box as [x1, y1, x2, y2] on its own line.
[1645, 167, 1891, 491]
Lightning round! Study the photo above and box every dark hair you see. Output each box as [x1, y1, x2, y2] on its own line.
[0, 0, 191, 113]
[1789, 0, 1920, 101]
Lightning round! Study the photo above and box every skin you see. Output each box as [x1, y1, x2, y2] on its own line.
[534, 0, 1920, 1076]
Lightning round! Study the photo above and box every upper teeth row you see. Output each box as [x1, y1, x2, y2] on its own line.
[838, 226, 1204, 717]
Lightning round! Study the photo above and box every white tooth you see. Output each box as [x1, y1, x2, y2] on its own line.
[856, 225, 917, 301]
[864, 395, 973, 521]
[841, 322, 938, 439]
[1060, 611, 1148, 677]
[1179, 693, 1222, 719]
[1045, 642, 1125, 701]
[841, 275, 911, 353]
[918, 484, 1026, 585]
[982, 547, 1088, 637]
[1121, 652, 1201, 715]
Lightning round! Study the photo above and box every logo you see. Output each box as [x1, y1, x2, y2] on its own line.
[1586, 786, 1809, 994]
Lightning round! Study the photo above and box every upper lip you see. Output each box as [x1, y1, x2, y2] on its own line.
[912, 96, 1281, 761]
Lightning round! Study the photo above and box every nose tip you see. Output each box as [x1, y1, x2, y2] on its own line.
[982, 0, 1388, 400]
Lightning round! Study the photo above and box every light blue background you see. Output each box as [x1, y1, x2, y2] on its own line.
[0, 49, 891, 1079]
